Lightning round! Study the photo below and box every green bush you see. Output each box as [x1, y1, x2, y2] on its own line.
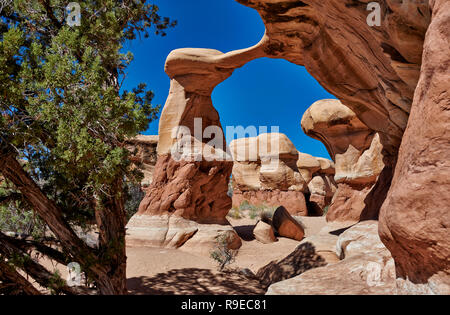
[0, 203, 46, 239]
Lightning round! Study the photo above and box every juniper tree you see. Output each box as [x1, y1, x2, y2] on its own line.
[0, 0, 175, 294]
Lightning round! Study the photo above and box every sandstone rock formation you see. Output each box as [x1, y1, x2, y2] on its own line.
[230, 133, 308, 215]
[125, 135, 159, 187]
[230, 134, 336, 216]
[306, 172, 336, 216]
[253, 220, 277, 244]
[302, 99, 384, 223]
[272, 206, 305, 241]
[130, 0, 449, 290]
[378, 0, 450, 293]
[267, 221, 396, 295]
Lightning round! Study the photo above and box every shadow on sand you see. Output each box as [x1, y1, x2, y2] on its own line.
[233, 225, 255, 241]
[127, 268, 265, 295]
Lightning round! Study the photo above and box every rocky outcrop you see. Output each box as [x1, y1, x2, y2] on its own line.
[230, 133, 309, 215]
[125, 135, 159, 187]
[267, 221, 396, 295]
[378, 0, 450, 293]
[231, 134, 336, 216]
[302, 99, 384, 223]
[272, 206, 305, 241]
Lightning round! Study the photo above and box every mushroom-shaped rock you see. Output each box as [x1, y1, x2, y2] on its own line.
[230, 133, 308, 216]
[301, 100, 384, 223]
[301, 99, 374, 160]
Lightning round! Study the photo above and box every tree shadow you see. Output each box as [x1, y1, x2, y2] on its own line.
[127, 268, 265, 295]
[256, 242, 327, 289]
[233, 225, 255, 241]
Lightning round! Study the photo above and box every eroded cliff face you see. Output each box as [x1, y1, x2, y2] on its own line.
[238, 0, 429, 161]
[379, 0, 450, 290]
[131, 0, 449, 290]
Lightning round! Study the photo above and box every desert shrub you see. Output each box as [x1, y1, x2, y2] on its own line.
[248, 205, 262, 219]
[0, 204, 47, 239]
[322, 205, 330, 216]
[227, 207, 242, 220]
[239, 200, 252, 211]
[210, 233, 238, 271]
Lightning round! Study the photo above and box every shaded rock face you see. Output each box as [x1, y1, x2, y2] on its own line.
[378, 0, 450, 291]
[125, 135, 159, 187]
[267, 221, 397, 295]
[302, 100, 385, 223]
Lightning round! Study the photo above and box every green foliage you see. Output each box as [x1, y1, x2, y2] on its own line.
[48, 270, 66, 295]
[210, 233, 237, 271]
[0, 180, 47, 238]
[0, 0, 175, 225]
[238, 201, 277, 220]
[0, 1, 175, 293]
[323, 205, 330, 216]
[227, 178, 233, 198]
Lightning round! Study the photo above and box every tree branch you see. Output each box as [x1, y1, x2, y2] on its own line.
[0, 260, 41, 295]
[0, 231, 82, 295]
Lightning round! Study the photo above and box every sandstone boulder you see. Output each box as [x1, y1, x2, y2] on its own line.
[126, 214, 241, 253]
[253, 220, 277, 244]
[336, 220, 387, 259]
[272, 206, 305, 241]
[296, 152, 321, 183]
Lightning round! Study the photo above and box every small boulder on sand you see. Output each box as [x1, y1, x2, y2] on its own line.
[272, 206, 305, 241]
[253, 220, 277, 244]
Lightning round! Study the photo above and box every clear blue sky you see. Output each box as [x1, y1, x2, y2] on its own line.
[122, 0, 336, 159]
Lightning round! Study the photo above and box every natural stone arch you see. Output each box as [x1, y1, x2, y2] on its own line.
[130, 0, 449, 290]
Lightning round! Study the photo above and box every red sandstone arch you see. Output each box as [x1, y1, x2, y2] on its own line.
[132, 0, 449, 291]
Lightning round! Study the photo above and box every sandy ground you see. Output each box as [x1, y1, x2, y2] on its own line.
[126, 215, 328, 294]
[35, 215, 329, 294]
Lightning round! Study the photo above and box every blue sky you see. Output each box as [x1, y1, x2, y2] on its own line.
[122, 0, 336, 159]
